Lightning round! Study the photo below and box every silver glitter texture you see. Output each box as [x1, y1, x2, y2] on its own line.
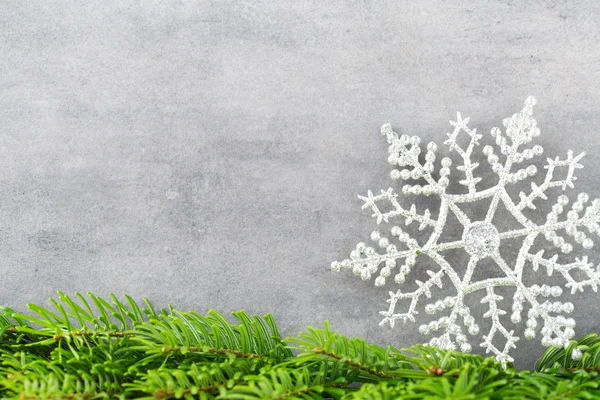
[330, 97, 600, 367]
[464, 222, 500, 258]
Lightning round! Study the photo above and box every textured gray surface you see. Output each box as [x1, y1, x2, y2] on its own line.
[1, 1, 600, 369]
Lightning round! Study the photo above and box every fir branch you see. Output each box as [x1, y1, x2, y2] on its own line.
[536, 333, 600, 372]
[221, 367, 330, 400]
[125, 360, 250, 400]
[285, 321, 417, 382]
[2, 293, 600, 399]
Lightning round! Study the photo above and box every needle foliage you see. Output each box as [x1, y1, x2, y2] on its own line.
[0, 292, 599, 399]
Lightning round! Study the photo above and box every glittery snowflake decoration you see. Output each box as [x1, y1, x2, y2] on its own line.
[330, 96, 600, 367]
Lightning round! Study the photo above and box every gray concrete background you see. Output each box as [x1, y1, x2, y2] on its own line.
[1, 1, 600, 369]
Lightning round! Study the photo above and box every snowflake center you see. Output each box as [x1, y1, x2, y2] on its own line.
[463, 221, 500, 258]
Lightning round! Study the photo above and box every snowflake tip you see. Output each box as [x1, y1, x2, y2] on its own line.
[571, 150, 586, 164]
[381, 123, 393, 136]
[379, 316, 394, 328]
[525, 96, 537, 106]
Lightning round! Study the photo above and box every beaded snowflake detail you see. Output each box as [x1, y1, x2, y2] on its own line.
[330, 96, 600, 367]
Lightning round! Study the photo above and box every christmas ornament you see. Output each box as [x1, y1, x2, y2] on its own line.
[330, 97, 600, 367]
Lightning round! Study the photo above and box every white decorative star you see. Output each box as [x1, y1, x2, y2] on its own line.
[330, 97, 600, 367]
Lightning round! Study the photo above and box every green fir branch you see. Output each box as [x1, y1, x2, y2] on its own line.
[1, 292, 600, 399]
[285, 321, 416, 382]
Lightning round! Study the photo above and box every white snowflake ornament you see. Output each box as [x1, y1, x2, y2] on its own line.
[330, 97, 600, 367]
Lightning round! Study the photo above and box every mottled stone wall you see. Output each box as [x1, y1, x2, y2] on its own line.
[1, 1, 600, 368]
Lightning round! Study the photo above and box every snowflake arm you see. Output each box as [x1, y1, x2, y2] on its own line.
[444, 112, 483, 193]
[381, 124, 448, 194]
[528, 252, 600, 294]
[517, 150, 586, 210]
[379, 267, 445, 326]
[358, 188, 435, 228]
[417, 256, 480, 353]
[491, 254, 576, 350]
[480, 285, 518, 368]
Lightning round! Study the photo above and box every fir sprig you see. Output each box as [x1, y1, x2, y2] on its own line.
[1, 292, 600, 399]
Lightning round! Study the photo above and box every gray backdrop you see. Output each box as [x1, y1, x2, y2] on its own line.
[1, 1, 600, 369]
